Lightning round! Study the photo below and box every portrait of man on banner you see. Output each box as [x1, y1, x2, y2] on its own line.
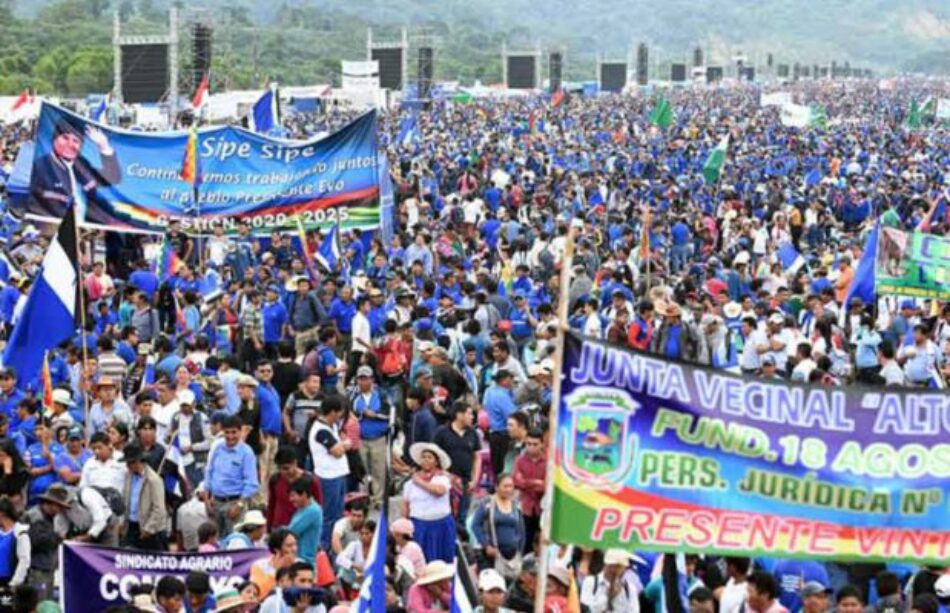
[29, 115, 122, 223]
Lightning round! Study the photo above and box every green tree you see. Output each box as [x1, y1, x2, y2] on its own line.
[66, 47, 113, 95]
[35, 47, 73, 94]
[84, 0, 111, 19]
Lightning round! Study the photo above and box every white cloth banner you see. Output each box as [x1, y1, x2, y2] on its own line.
[779, 102, 811, 128]
[937, 98, 950, 121]
[761, 92, 792, 107]
[341, 60, 380, 91]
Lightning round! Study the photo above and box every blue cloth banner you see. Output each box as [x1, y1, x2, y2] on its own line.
[60, 543, 265, 613]
[25, 103, 380, 233]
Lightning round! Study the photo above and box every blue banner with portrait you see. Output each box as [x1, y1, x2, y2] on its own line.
[24, 103, 380, 233]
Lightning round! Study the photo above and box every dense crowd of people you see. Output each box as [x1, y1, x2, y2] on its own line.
[0, 78, 948, 612]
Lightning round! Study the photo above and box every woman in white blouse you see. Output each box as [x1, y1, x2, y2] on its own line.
[401, 442, 457, 563]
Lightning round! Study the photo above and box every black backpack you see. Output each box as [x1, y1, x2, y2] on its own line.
[90, 486, 126, 517]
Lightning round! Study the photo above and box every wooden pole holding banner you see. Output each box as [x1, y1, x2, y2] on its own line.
[534, 224, 575, 613]
[73, 213, 91, 438]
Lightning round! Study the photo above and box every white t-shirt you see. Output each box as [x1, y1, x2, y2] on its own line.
[351, 311, 371, 355]
[207, 236, 230, 266]
[79, 454, 126, 492]
[720, 579, 747, 613]
[741, 329, 768, 370]
[403, 473, 452, 521]
[308, 420, 349, 480]
[153, 400, 180, 443]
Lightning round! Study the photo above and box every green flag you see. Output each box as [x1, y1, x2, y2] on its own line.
[905, 100, 921, 130]
[649, 97, 674, 129]
[808, 104, 827, 130]
[702, 135, 729, 184]
[453, 91, 473, 105]
[921, 96, 936, 116]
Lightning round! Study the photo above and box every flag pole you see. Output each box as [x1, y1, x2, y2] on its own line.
[73, 211, 91, 437]
[534, 223, 575, 613]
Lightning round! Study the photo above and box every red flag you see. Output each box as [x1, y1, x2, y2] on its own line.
[551, 89, 565, 107]
[191, 74, 209, 109]
[10, 89, 29, 112]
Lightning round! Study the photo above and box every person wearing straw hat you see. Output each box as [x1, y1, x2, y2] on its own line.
[402, 442, 456, 564]
[88, 376, 133, 435]
[406, 560, 454, 612]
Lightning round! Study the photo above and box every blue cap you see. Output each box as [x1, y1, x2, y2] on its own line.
[901, 299, 915, 310]
[416, 318, 433, 332]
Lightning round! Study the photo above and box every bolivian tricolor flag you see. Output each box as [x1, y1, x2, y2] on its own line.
[180, 124, 200, 186]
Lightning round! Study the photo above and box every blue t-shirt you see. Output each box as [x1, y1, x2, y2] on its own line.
[317, 346, 339, 387]
[665, 324, 682, 359]
[257, 384, 282, 436]
[671, 221, 691, 246]
[261, 301, 288, 344]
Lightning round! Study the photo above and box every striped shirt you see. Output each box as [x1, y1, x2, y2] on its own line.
[97, 352, 127, 392]
[242, 303, 263, 341]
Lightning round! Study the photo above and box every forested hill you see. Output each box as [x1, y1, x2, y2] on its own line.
[2, 0, 948, 96]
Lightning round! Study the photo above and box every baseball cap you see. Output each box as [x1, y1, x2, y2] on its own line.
[67, 426, 84, 440]
[356, 366, 374, 378]
[769, 313, 785, 325]
[762, 355, 777, 367]
[901, 299, 916, 311]
[801, 581, 832, 597]
[478, 569, 507, 592]
[177, 389, 196, 406]
[236, 374, 259, 387]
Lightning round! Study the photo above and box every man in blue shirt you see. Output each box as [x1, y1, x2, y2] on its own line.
[314, 328, 345, 389]
[288, 478, 323, 565]
[0, 368, 24, 417]
[670, 216, 692, 273]
[351, 366, 390, 509]
[261, 285, 288, 358]
[200, 415, 259, 534]
[328, 286, 356, 340]
[483, 369, 517, 478]
[255, 360, 282, 486]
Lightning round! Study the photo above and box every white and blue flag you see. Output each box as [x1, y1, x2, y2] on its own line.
[776, 242, 806, 275]
[314, 222, 341, 272]
[396, 113, 422, 147]
[1, 206, 79, 385]
[249, 86, 280, 134]
[352, 492, 387, 612]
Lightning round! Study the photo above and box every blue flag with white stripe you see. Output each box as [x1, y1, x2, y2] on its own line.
[314, 222, 341, 272]
[249, 87, 280, 134]
[396, 113, 421, 147]
[777, 242, 806, 275]
[352, 494, 387, 612]
[803, 167, 821, 187]
[1, 206, 79, 386]
[91, 96, 109, 123]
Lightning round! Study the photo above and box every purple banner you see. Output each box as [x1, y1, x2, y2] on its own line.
[60, 543, 265, 612]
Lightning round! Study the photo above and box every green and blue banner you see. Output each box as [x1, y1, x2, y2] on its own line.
[551, 333, 950, 564]
[876, 226, 950, 300]
[25, 103, 380, 233]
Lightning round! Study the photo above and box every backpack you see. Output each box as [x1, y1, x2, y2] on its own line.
[450, 204, 465, 226]
[378, 337, 407, 377]
[90, 486, 126, 517]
